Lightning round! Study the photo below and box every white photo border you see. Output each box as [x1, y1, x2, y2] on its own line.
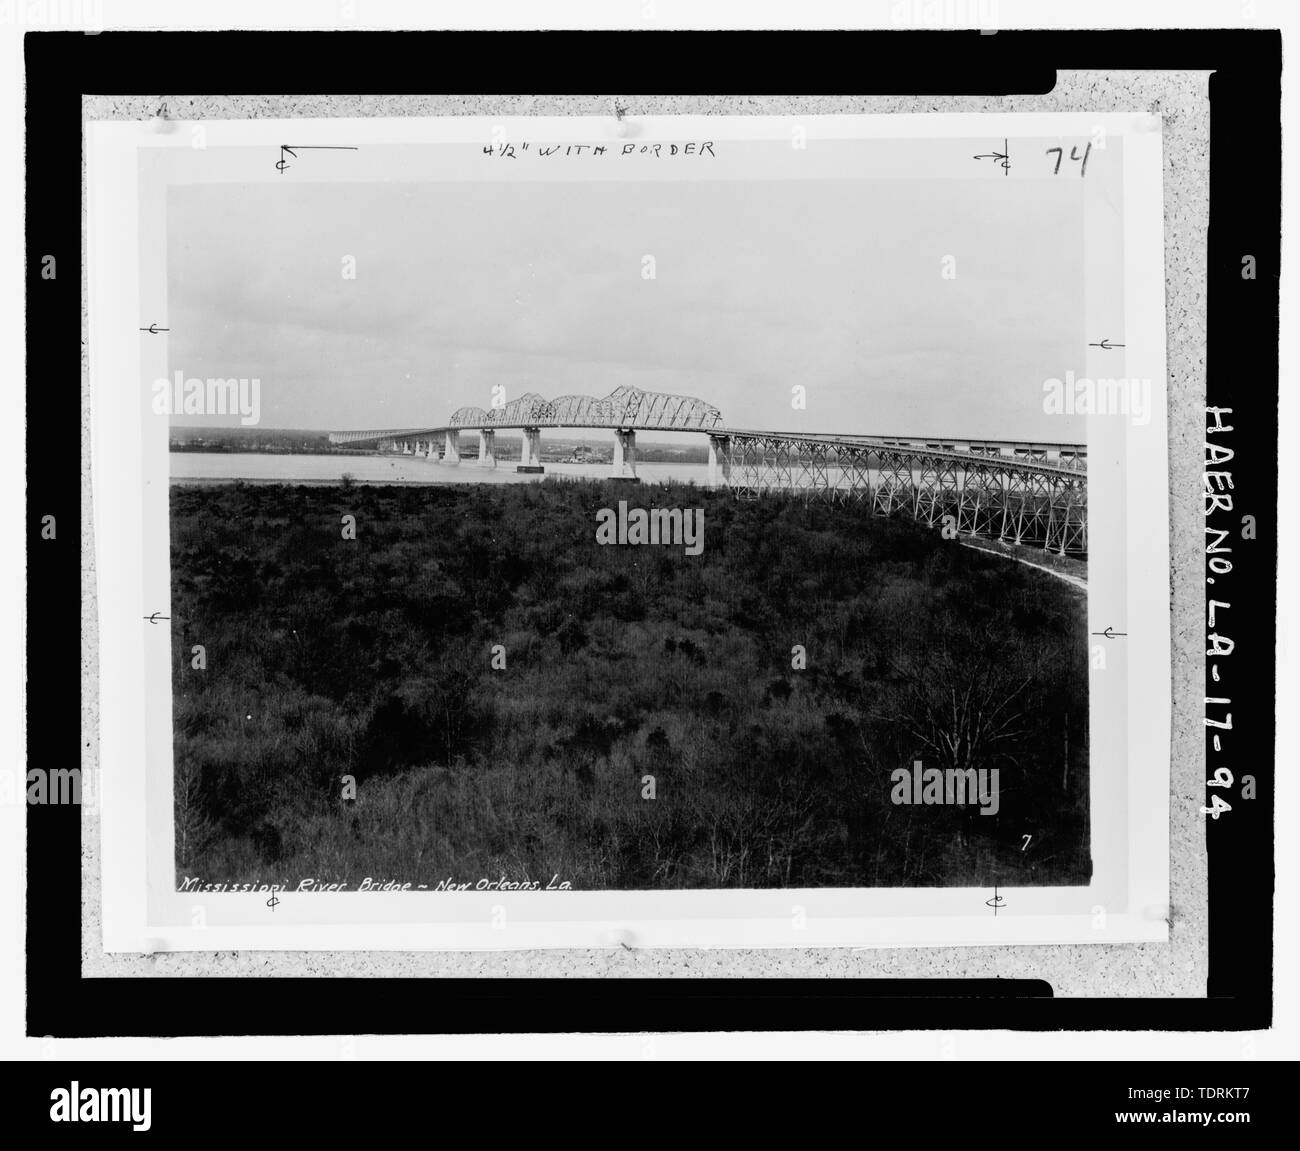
[88, 112, 1169, 951]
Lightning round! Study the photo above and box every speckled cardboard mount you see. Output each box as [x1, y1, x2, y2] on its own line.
[80, 79, 1207, 999]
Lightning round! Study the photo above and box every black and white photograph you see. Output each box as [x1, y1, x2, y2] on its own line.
[11, 0, 1291, 1093]
[86, 110, 1169, 951]
[165, 149, 1095, 894]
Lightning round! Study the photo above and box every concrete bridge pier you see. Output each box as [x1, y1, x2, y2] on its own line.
[613, 428, 638, 478]
[426, 439, 436, 460]
[520, 426, 542, 468]
[478, 429, 497, 467]
[443, 429, 461, 464]
[708, 434, 731, 487]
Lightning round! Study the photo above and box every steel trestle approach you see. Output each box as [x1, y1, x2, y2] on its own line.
[713, 432, 1086, 556]
[329, 386, 1087, 556]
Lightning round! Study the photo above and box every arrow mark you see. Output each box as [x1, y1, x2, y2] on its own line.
[278, 144, 359, 173]
[973, 138, 1010, 174]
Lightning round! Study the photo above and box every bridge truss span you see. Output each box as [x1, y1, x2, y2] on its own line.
[328, 390, 1086, 557]
[712, 432, 1087, 556]
[444, 385, 724, 432]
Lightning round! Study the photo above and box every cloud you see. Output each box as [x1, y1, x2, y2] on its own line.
[167, 176, 1084, 439]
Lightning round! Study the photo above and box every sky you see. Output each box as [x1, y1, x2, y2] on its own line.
[167, 176, 1086, 441]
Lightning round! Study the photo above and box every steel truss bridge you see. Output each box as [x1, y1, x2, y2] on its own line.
[330, 385, 1087, 556]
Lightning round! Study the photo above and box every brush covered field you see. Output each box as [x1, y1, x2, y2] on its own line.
[171, 479, 1090, 889]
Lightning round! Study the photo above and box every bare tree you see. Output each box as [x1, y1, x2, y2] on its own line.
[174, 752, 214, 872]
[888, 615, 1039, 776]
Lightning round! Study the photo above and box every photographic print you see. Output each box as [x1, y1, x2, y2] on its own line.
[167, 167, 1092, 894]
[88, 113, 1169, 948]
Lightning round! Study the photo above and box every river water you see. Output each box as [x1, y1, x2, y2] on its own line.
[170, 452, 713, 487]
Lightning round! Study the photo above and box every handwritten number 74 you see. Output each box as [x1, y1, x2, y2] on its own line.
[1046, 143, 1091, 177]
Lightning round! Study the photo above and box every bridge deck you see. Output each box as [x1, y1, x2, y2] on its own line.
[325, 386, 1086, 555]
[330, 426, 1086, 474]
